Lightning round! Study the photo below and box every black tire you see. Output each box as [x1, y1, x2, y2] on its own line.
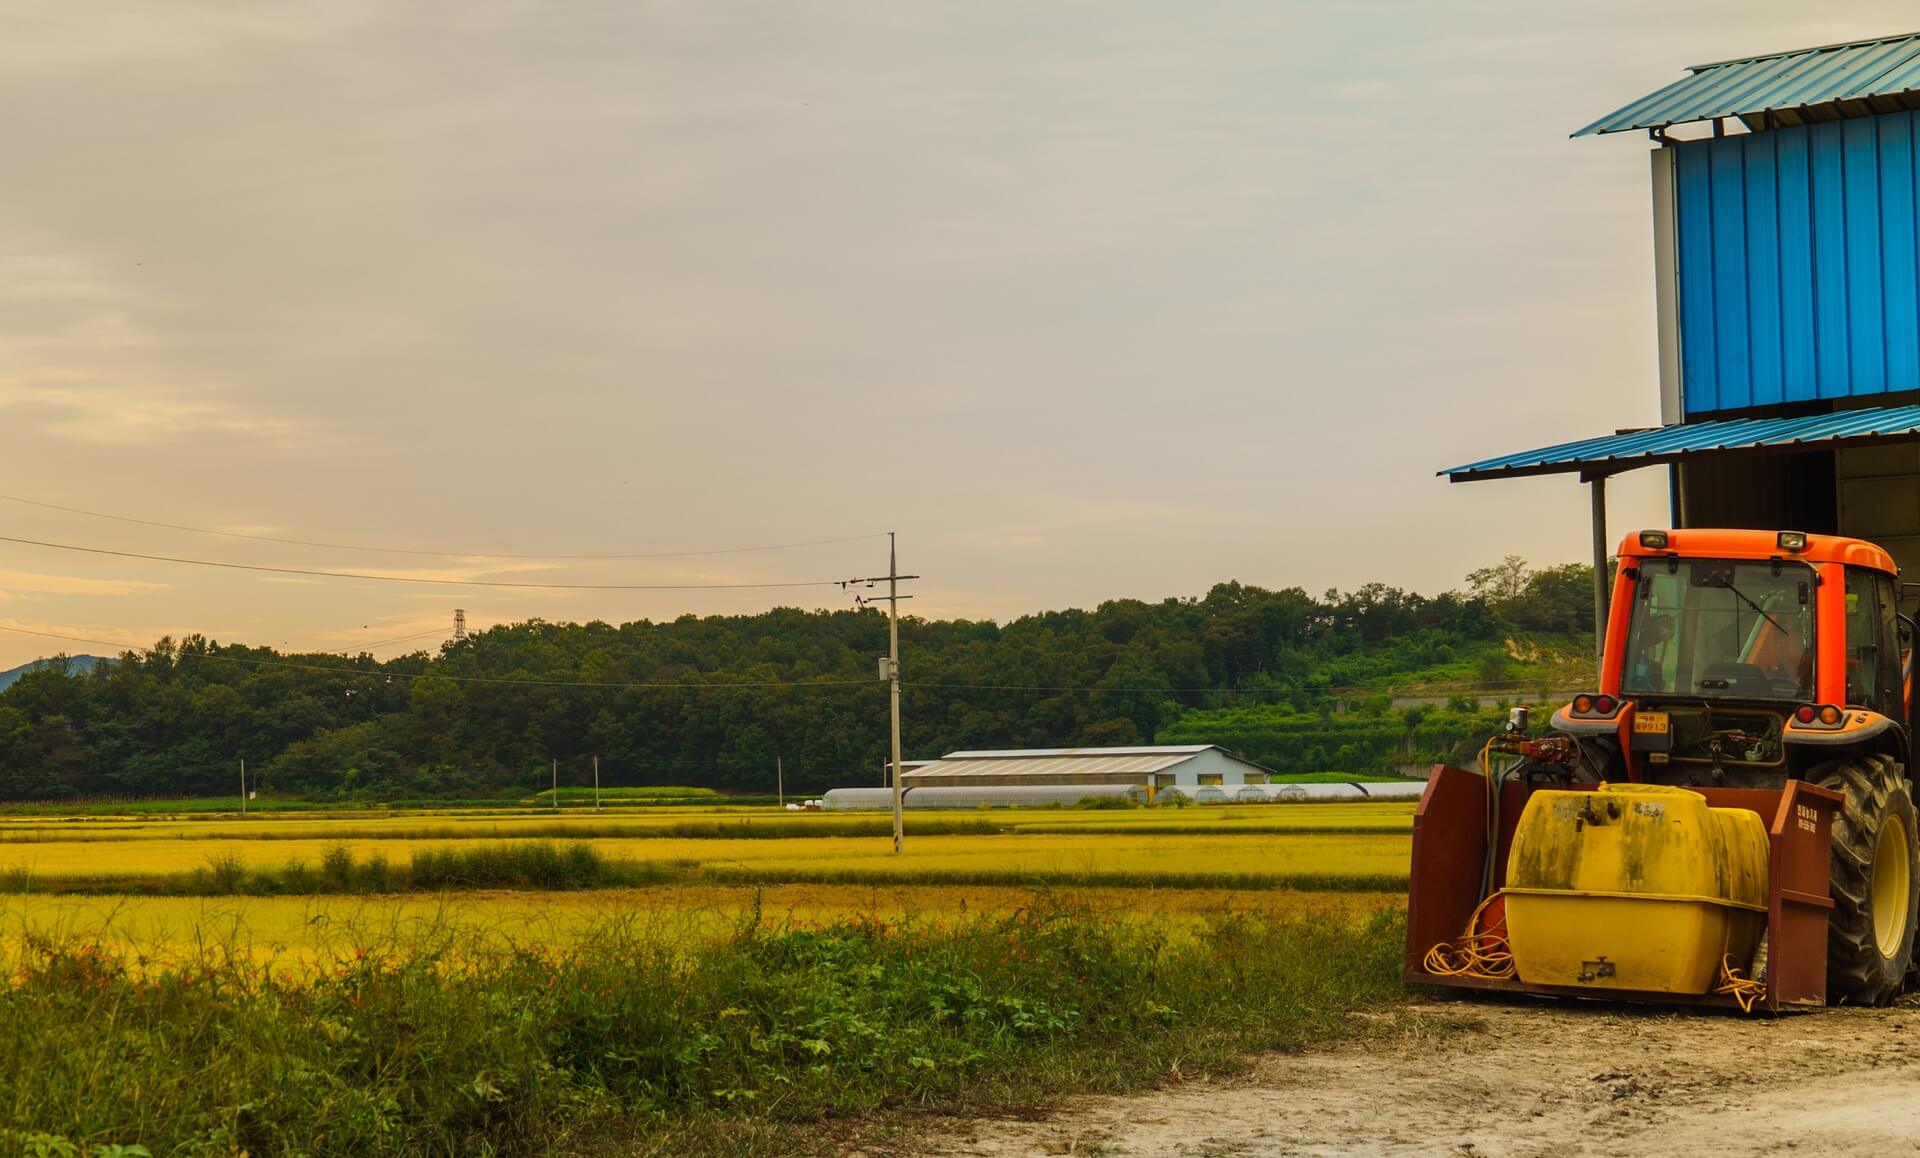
[1814, 755, 1920, 1006]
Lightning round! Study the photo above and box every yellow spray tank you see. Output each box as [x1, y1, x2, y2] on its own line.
[1503, 783, 1771, 995]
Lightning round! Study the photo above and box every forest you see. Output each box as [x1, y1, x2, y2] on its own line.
[0, 557, 1595, 799]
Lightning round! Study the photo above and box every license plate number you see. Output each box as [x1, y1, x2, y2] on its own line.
[1633, 711, 1669, 735]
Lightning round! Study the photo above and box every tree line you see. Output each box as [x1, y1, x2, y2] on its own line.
[0, 558, 1594, 800]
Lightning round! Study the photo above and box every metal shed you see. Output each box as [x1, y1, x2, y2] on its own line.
[1450, 32, 1920, 657]
[899, 745, 1274, 791]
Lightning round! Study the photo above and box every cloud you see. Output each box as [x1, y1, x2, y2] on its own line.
[0, 570, 171, 597]
[0, 246, 313, 447]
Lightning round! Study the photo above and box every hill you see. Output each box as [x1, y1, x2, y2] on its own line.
[0, 655, 106, 692]
[0, 560, 1592, 801]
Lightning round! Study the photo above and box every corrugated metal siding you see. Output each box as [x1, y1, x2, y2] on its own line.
[1674, 110, 1920, 414]
[1440, 405, 1920, 480]
[1577, 33, 1920, 137]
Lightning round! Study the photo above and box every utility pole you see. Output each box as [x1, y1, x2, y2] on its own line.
[552, 758, 558, 809]
[777, 755, 784, 809]
[593, 755, 601, 812]
[239, 758, 246, 816]
[841, 532, 918, 854]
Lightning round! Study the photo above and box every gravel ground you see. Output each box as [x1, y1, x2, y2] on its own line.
[919, 998, 1920, 1156]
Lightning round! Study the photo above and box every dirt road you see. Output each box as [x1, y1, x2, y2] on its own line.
[925, 999, 1920, 1156]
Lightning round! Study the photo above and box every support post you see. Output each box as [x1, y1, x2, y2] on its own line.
[1590, 474, 1610, 670]
[240, 758, 246, 816]
[593, 755, 600, 812]
[840, 539, 918, 852]
[776, 755, 784, 809]
[552, 758, 558, 809]
[888, 534, 904, 854]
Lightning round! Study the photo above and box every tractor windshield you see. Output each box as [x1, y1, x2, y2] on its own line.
[1621, 558, 1816, 702]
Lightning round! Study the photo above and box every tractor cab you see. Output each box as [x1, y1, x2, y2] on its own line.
[1550, 530, 1910, 788]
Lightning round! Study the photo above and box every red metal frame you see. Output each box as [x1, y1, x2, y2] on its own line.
[1404, 764, 1841, 1011]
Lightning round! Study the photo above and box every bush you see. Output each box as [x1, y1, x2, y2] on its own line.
[0, 898, 1407, 1155]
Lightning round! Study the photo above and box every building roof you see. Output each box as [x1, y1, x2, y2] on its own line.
[1441, 404, 1920, 482]
[1576, 32, 1920, 137]
[902, 744, 1270, 781]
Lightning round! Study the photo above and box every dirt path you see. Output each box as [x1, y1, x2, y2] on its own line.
[923, 999, 1920, 1156]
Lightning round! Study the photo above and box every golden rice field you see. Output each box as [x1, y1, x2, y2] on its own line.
[0, 800, 1416, 840]
[0, 830, 1411, 879]
[0, 884, 1403, 969]
[0, 802, 1416, 967]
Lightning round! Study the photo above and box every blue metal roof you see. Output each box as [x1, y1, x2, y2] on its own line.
[1576, 32, 1920, 137]
[1442, 405, 1920, 481]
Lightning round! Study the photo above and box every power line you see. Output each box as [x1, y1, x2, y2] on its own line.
[0, 623, 1572, 700]
[0, 534, 841, 591]
[0, 625, 878, 691]
[0, 492, 884, 561]
[347, 628, 448, 652]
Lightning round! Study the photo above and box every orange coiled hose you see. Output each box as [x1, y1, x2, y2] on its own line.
[1422, 892, 1515, 980]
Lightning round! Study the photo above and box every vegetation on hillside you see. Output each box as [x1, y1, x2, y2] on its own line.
[0, 558, 1593, 800]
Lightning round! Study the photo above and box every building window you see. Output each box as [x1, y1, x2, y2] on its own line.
[1199, 774, 1223, 786]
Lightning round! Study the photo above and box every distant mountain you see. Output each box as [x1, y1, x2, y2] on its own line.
[0, 655, 108, 692]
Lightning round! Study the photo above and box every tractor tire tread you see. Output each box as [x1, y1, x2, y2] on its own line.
[1814, 755, 1919, 1006]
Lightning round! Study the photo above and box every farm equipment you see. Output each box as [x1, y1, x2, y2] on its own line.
[1407, 529, 1919, 1011]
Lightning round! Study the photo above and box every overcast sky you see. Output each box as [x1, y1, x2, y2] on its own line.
[0, 2, 1908, 666]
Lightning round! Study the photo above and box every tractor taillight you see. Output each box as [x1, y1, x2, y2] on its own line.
[1795, 705, 1816, 724]
[1594, 695, 1617, 715]
[1818, 704, 1843, 725]
[1573, 694, 1594, 714]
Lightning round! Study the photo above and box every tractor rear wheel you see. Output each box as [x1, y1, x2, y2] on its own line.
[1815, 756, 1920, 1006]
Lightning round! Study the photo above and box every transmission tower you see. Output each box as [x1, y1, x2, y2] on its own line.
[453, 608, 467, 641]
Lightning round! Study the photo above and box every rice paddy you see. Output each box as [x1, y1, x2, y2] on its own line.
[0, 884, 1403, 969]
[0, 800, 1415, 971]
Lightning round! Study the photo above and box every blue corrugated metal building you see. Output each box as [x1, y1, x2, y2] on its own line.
[1448, 32, 1920, 636]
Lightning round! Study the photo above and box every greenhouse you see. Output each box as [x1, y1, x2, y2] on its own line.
[820, 787, 897, 811]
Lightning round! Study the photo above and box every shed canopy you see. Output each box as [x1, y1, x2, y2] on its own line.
[1576, 31, 1920, 137]
[1441, 404, 1920, 482]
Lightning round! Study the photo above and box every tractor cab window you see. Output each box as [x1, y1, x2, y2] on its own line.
[1621, 558, 1815, 702]
[1844, 567, 1904, 721]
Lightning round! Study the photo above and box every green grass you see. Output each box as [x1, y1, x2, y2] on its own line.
[0, 894, 1411, 1156]
[527, 786, 724, 803]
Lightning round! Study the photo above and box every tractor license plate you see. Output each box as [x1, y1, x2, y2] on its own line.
[1634, 711, 1669, 735]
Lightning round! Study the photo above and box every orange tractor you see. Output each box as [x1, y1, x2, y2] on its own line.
[1407, 528, 1918, 1010]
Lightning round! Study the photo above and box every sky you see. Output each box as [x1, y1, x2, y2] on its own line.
[0, 1, 1911, 666]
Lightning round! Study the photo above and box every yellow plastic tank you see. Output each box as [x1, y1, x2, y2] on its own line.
[1504, 783, 1769, 995]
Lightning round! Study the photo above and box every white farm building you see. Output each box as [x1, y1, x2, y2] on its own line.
[900, 745, 1272, 791]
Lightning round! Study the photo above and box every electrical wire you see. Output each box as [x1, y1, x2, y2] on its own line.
[0, 624, 878, 691]
[0, 492, 884, 561]
[0, 534, 840, 591]
[346, 628, 448, 652]
[1421, 893, 1515, 980]
[1715, 953, 1765, 1013]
